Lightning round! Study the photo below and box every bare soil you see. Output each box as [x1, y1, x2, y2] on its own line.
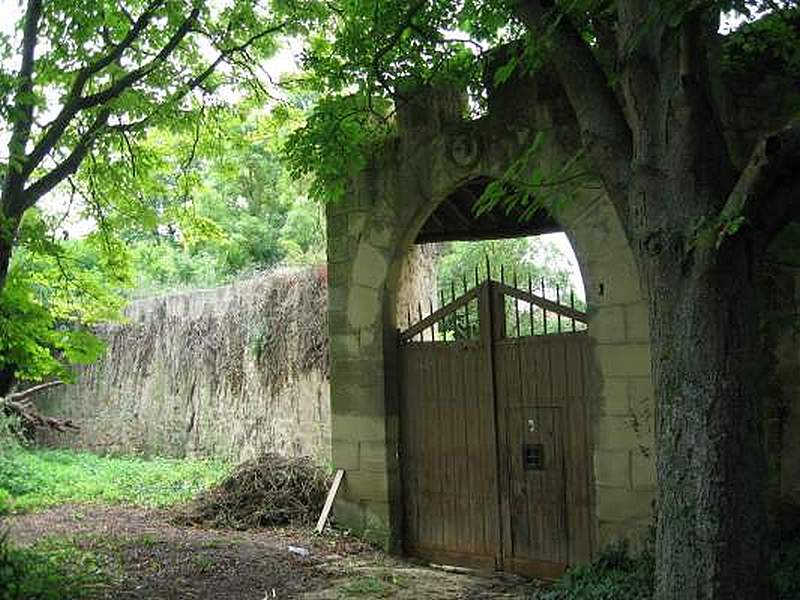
[3, 504, 539, 599]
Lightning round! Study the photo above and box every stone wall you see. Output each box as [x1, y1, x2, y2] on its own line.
[38, 268, 331, 464]
[762, 264, 800, 505]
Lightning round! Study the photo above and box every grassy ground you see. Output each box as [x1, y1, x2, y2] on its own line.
[0, 447, 230, 599]
[0, 534, 116, 600]
[0, 447, 230, 514]
[2, 446, 799, 599]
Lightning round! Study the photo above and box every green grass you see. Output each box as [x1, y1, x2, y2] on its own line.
[0, 534, 116, 600]
[339, 572, 406, 598]
[0, 447, 231, 514]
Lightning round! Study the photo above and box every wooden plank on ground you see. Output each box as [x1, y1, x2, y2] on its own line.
[315, 469, 345, 533]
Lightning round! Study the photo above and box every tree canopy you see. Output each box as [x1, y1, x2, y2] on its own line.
[0, 1, 326, 388]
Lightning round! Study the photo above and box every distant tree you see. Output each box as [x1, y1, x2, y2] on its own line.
[126, 105, 325, 292]
[0, 1, 323, 391]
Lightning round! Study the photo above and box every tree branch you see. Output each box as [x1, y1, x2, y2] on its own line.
[5, 380, 64, 402]
[722, 122, 800, 243]
[3, 0, 43, 215]
[1, 380, 77, 433]
[78, 8, 201, 110]
[24, 109, 111, 205]
[22, 5, 197, 180]
[509, 0, 632, 211]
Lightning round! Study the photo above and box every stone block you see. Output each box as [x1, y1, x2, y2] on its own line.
[594, 449, 631, 488]
[362, 501, 393, 549]
[599, 377, 630, 415]
[328, 286, 348, 312]
[595, 343, 651, 378]
[328, 214, 347, 237]
[332, 439, 360, 470]
[330, 383, 385, 417]
[359, 440, 388, 472]
[595, 415, 653, 451]
[595, 487, 654, 522]
[344, 469, 390, 502]
[334, 497, 366, 530]
[624, 302, 650, 342]
[368, 224, 394, 249]
[586, 260, 644, 307]
[327, 262, 351, 286]
[330, 333, 362, 358]
[591, 306, 626, 344]
[332, 414, 387, 443]
[628, 377, 654, 410]
[631, 451, 656, 490]
[328, 310, 350, 335]
[597, 518, 652, 551]
[347, 285, 381, 329]
[352, 244, 389, 290]
[347, 212, 368, 236]
[328, 236, 355, 262]
[331, 357, 385, 388]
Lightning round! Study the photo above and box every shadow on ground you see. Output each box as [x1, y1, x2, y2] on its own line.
[3, 504, 538, 599]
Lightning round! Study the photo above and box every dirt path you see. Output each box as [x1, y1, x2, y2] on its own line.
[3, 505, 539, 599]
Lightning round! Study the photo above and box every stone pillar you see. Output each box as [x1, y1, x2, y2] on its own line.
[326, 177, 398, 547]
[559, 194, 656, 550]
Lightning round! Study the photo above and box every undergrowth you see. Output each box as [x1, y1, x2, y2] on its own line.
[0, 447, 230, 514]
[0, 534, 113, 600]
[535, 535, 800, 600]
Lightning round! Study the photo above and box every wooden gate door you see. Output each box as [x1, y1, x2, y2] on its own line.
[398, 285, 501, 569]
[398, 278, 592, 577]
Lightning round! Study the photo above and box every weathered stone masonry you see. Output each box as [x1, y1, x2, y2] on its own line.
[327, 68, 658, 550]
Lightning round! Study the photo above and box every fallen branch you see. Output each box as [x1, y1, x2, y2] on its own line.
[1, 380, 78, 433]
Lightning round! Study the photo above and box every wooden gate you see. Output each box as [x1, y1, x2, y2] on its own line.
[398, 278, 592, 578]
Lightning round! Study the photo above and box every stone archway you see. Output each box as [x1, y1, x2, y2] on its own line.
[326, 73, 655, 559]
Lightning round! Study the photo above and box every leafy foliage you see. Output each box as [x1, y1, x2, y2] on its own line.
[0, 0, 332, 386]
[0, 534, 112, 600]
[0, 215, 125, 383]
[125, 105, 325, 293]
[437, 237, 575, 294]
[536, 542, 654, 600]
[533, 531, 800, 600]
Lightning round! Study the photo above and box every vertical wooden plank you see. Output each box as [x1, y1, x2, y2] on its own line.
[480, 281, 505, 567]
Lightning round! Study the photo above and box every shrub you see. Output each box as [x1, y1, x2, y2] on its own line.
[535, 542, 653, 600]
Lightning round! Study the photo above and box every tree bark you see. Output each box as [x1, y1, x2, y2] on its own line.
[642, 226, 769, 599]
[0, 234, 11, 295]
[0, 364, 15, 398]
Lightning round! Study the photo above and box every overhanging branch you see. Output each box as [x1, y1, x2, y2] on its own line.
[509, 0, 632, 214]
[24, 109, 111, 205]
[22, 6, 199, 180]
[725, 123, 800, 242]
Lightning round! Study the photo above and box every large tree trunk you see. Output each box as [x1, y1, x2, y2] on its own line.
[646, 232, 770, 599]
[0, 234, 11, 294]
[0, 364, 15, 398]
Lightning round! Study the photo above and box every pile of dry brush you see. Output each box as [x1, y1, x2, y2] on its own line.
[173, 453, 331, 529]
